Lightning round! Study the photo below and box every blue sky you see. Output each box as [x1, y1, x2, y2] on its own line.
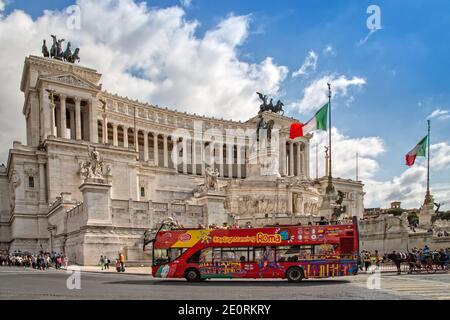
[1, 0, 449, 208]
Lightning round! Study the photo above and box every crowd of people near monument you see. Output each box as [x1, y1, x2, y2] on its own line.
[359, 246, 450, 272]
[0, 251, 68, 270]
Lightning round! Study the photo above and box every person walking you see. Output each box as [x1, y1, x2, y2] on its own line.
[363, 251, 371, 272]
[56, 255, 62, 269]
[99, 255, 105, 270]
[64, 255, 69, 269]
[119, 253, 125, 272]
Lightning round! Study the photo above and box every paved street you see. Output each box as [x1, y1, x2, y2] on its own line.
[0, 267, 449, 300]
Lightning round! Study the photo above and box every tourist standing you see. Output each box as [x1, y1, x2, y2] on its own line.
[64, 255, 69, 269]
[99, 255, 105, 270]
[104, 256, 110, 270]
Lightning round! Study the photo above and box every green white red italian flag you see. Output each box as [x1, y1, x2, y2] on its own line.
[405, 135, 428, 166]
[289, 103, 328, 139]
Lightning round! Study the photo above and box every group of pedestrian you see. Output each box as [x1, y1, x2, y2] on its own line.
[359, 250, 381, 272]
[99, 255, 111, 270]
[0, 251, 68, 270]
[100, 252, 125, 272]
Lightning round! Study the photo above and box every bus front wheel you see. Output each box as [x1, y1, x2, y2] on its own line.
[185, 268, 201, 282]
[286, 267, 304, 282]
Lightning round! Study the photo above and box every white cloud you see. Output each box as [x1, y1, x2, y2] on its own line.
[292, 50, 317, 77]
[427, 108, 450, 121]
[309, 128, 450, 210]
[0, 1, 5, 12]
[293, 74, 366, 113]
[310, 127, 385, 181]
[323, 45, 336, 56]
[430, 142, 450, 170]
[0, 0, 288, 162]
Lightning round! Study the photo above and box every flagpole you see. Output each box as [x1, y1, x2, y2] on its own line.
[425, 120, 431, 204]
[326, 83, 334, 194]
[356, 152, 359, 181]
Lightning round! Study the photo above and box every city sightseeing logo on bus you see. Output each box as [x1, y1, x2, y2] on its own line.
[212, 232, 282, 244]
[178, 233, 192, 242]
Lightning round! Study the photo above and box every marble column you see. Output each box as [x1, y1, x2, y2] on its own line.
[60, 94, 67, 138]
[227, 142, 234, 178]
[143, 131, 149, 161]
[88, 98, 98, 143]
[182, 138, 188, 174]
[154, 133, 160, 167]
[163, 135, 168, 167]
[75, 97, 82, 140]
[219, 143, 224, 177]
[49, 102, 56, 137]
[280, 137, 287, 176]
[102, 113, 108, 144]
[134, 129, 139, 153]
[69, 109, 75, 140]
[112, 124, 118, 146]
[200, 142, 205, 175]
[289, 141, 294, 176]
[192, 140, 197, 175]
[296, 142, 301, 177]
[173, 137, 179, 171]
[237, 142, 242, 179]
[123, 126, 129, 148]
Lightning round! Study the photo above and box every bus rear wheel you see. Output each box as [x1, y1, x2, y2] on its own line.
[286, 267, 304, 282]
[185, 268, 201, 282]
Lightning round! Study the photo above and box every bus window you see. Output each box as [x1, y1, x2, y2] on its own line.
[253, 247, 276, 263]
[153, 248, 187, 266]
[199, 247, 221, 263]
[315, 243, 336, 256]
[276, 246, 301, 262]
[221, 247, 249, 263]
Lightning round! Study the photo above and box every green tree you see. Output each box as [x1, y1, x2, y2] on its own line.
[407, 211, 419, 225]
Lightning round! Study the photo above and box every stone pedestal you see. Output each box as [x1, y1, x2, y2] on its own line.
[419, 202, 435, 228]
[318, 192, 337, 219]
[197, 191, 228, 226]
[246, 143, 280, 181]
[79, 178, 112, 226]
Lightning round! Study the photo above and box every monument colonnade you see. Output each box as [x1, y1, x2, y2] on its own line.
[44, 91, 308, 179]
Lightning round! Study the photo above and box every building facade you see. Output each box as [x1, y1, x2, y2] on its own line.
[0, 55, 364, 264]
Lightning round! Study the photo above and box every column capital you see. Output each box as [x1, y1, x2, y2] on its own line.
[59, 93, 67, 100]
[74, 96, 82, 103]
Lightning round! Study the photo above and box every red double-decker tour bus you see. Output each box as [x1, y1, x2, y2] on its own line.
[151, 217, 359, 282]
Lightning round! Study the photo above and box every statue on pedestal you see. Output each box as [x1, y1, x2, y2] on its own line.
[204, 166, 220, 191]
[79, 145, 107, 181]
[45, 35, 80, 64]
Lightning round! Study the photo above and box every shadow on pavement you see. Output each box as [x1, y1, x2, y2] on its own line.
[105, 279, 350, 286]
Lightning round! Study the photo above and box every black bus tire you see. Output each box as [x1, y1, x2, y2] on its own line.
[286, 267, 304, 282]
[185, 268, 201, 282]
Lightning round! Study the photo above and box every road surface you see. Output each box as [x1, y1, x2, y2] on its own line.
[0, 267, 448, 300]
